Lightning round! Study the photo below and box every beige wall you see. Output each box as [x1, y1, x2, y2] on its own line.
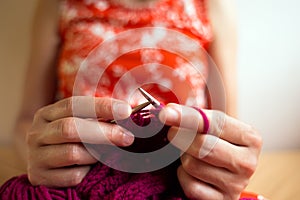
[236, 0, 300, 150]
[0, 0, 37, 143]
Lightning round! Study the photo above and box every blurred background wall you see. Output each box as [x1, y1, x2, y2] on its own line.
[236, 0, 300, 150]
[0, 0, 37, 144]
[0, 0, 299, 150]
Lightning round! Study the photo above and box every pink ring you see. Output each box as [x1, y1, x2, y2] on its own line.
[193, 107, 210, 134]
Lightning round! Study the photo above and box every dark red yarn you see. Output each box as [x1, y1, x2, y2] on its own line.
[0, 162, 184, 200]
[118, 108, 171, 153]
[0, 109, 186, 200]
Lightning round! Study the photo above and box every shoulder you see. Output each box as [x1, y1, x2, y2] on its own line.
[32, 0, 60, 40]
[34, 0, 60, 21]
[35, 0, 60, 11]
[206, 0, 237, 36]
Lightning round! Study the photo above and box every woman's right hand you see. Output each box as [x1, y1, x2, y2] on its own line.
[26, 96, 134, 187]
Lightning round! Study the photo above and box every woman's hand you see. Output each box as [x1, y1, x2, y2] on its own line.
[27, 96, 134, 187]
[159, 103, 262, 200]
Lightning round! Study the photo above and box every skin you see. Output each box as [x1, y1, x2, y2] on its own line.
[159, 104, 261, 199]
[111, 0, 159, 8]
[27, 97, 134, 186]
[14, 0, 262, 199]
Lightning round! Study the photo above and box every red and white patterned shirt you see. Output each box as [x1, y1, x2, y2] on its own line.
[57, 0, 212, 107]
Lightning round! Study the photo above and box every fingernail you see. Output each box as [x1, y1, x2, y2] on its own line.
[161, 107, 179, 122]
[122, 131, 134, 146]
[113, 102, 132, 119]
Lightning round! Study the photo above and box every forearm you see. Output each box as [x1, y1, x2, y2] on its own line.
[206, 64, 238, 117]
[207, 0, 238, 117]
[13, 0, 61, 165]
[13, 116, 33, 167]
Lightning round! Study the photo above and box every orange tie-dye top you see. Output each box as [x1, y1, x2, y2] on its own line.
[57, 0, 213, 107]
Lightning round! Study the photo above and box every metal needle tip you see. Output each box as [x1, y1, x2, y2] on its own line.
[138, 87, 161, 108]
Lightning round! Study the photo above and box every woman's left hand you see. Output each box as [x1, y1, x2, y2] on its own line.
[159, 103, 262, 200]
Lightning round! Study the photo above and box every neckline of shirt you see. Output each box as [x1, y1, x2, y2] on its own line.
[109, 0, 170, 11]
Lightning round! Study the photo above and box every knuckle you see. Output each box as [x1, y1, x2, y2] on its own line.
[242, 125, 263, 149]
[180, 154, 196, 173]
[33, 107, 45, 123]
[107, 125, 121, 143]
[177, 166, 205, 200]
[27, 166, 44, 186]
[28, 174, 40, 186]
[101, 98, 111, 114]
[226, 179, 249, 199]
[249, 127, 263, 149]
[35, 107, 44, 118]
[184, 182, 202, 199]
[65, 144, 81, 164]
[224, 190, 243, 200]
[64, 97, 74, 115]
[109, 125, 117, 140]
[26, 130, 36, 146]
[238, 156, 258, 177]
[210, 110, 226, 136]
[26, 129, 42, 147]
[228, 180, 246, 194]
[68, 170, 85, 186]
[61, 118, 77, 141]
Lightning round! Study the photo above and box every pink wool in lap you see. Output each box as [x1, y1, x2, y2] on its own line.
[0, 161, 263, 200]
[0, 162, 184, 200]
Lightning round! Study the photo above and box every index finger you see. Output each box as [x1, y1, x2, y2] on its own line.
[159, 103, 261, 147]
[39, 96, 132, 122]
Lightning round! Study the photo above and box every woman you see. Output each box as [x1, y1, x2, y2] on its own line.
[7, 0, 262, 199]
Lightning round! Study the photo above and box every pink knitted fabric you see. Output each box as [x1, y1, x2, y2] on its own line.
[0, 162, 184, 200]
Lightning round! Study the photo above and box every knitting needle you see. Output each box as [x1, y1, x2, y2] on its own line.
[138, 87, 163, 109]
